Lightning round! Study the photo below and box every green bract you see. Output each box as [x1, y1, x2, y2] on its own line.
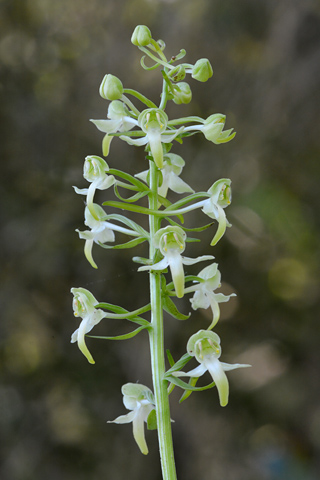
[99, 74, 124, 100]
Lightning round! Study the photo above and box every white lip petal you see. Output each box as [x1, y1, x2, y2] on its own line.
[166, 250, 185, 298]
[148, 130, 164, 168]
[77, 317, 96, 364]
[204, 355, 229, 407]
[132, 406, 149, 455]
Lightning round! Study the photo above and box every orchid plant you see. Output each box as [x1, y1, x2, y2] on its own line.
[71, 25, 249, 480]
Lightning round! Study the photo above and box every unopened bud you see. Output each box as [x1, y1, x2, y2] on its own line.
[170, 65, 186, 82]
[172, 82, 192, 105]
[131, 25, 152, 47]
[99, 74, 123, 100]
[192, 58, 213, 82]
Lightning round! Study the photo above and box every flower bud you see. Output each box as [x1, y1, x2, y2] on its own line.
[192, 58, 213, 82]
[131, 25, 152, 47]
[99, 74, 123, 101]
[170, 65, 186, 82]
[172, 82, 192, 105]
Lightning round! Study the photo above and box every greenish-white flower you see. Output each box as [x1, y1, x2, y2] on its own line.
[184, 263, 236, 329]
[135, 153, 194, 198]
[202, 178, 232, 245]
[90, 101, 138, 156]
[73, 155, 115, 220]
[71, 288, 107, 364]
[109, 383, 155, 455]
[120, 108, 184, 169]
[184, 113, 235, 145]
[76, 204, 115, 269]
[138, 226, 213, 298]
[173, 330, 250, 407]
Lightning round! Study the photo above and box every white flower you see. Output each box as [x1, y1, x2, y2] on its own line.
[173, 330, 250, 407]
[109, 383, 155, 455]
[76, 204, 115, 269]
[71, 288, 107, 364]
[184, 113, 235, 144]
[90, 100, 138, 156]
[73, 155, 115, 220]
[120, 108, 184, 169]
[138, 226, 213, 298]
[135, 153, 194, 198]
[184, 263, 236, 329]
[202, 178, 232, 245]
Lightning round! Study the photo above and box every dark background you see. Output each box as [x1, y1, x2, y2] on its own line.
[1, 0, 320, 479]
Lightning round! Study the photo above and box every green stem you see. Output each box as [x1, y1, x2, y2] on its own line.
[148, 160, 177, 480]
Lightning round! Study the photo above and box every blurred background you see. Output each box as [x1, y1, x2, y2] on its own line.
[1, 0, 320, 479]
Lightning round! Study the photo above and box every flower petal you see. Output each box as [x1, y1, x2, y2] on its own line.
[182, 255, 214, 266]
[76, 317, 96, 364]
[109, 410, 136, 424]
[166, 250, 185, 298]
[203, 355, 229, 407]
[132, 407, 149, 455]
[147, 130, 164, 168]
[172, 363, 207, 378]
[138, 257, 169, 272]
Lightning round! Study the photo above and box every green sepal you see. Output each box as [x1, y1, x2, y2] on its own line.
[165, 375, 215, 392]
[179, 377, 199, 403]
[147, 409, 157, 430]
[162, 294, 190, 320]
[87, 324, 149, 341]
[98, 237, 147, 250]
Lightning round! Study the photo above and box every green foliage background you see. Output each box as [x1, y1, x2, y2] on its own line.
[1, 0, 320, 479]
